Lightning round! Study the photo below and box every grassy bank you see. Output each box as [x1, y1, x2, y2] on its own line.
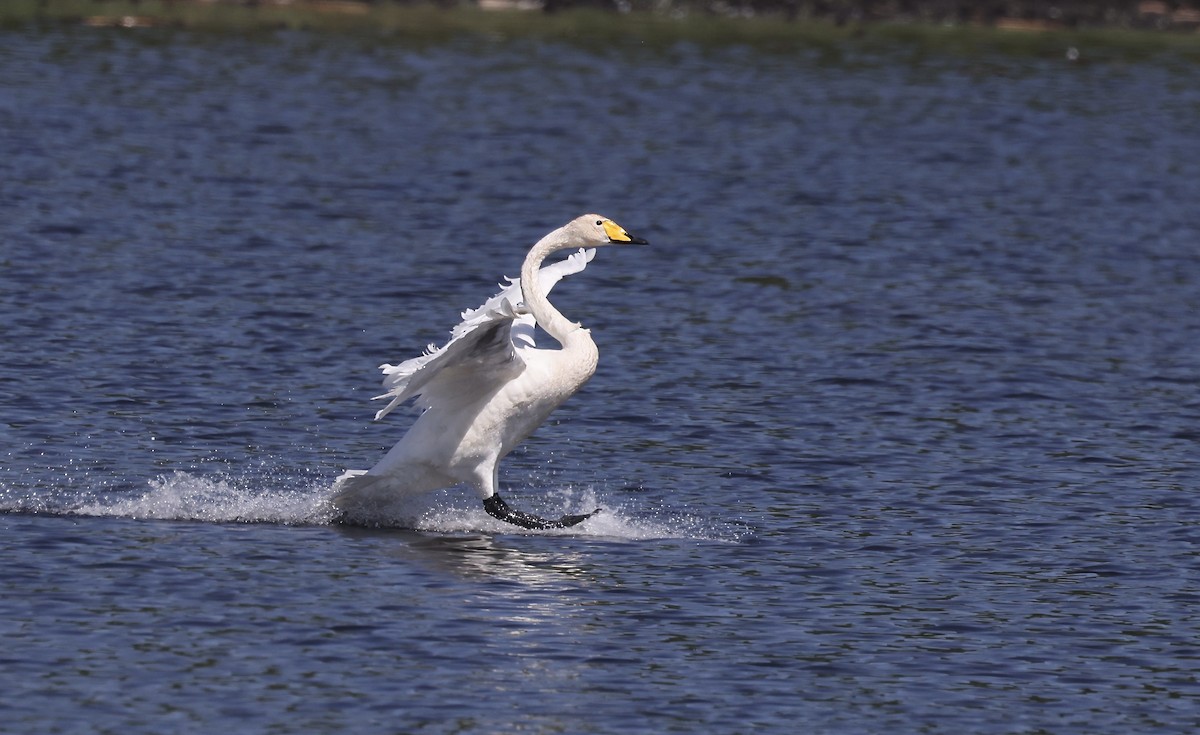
[5, 0, 1200, 60]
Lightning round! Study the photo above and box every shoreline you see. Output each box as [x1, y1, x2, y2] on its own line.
[5, 1, 1200, 59]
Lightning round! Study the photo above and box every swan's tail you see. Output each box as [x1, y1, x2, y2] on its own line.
[330, 470, 399, 523]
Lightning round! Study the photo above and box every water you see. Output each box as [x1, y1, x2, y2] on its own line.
[2, 27, 1200, 734]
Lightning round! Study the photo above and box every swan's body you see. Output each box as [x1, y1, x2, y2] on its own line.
[333, 214, 647, 529]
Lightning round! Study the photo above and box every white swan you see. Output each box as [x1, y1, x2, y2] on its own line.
[333, 214, 648, 529]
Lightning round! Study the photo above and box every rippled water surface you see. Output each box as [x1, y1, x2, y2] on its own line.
[2, 28, 1200, 734]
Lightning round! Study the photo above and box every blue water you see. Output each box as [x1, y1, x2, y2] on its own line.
[3, 27, 1200, 734]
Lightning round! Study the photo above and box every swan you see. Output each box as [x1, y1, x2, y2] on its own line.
[333, 214, 648, 529]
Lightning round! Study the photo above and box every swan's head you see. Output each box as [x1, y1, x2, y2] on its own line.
[573, 214, 649, 247]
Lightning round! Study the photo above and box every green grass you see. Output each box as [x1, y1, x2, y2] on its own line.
[4, 0, 1200, 61]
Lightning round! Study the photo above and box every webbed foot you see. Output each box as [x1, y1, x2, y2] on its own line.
[483, 494, 601, 530]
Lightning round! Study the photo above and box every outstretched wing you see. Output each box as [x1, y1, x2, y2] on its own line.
[371, 248, 596, 421]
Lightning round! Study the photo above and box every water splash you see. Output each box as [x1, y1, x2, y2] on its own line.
[0, 472, 744, 542]
[85, 471, 338, 525]
[534, 485, 746, 542]
[0, 470, 337, 525]
[343, 484, 746, 541]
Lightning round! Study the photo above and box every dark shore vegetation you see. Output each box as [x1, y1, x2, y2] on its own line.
[4, 0, 1200, 60]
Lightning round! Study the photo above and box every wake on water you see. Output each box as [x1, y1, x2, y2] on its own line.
[0, 470, 742, 542]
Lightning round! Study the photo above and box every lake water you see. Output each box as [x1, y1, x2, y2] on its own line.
[2, 26, 1200, 734]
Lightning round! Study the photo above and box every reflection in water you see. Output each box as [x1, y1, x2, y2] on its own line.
[357, 528, 600, 588]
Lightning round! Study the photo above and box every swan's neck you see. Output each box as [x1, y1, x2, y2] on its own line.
[520, 229, 588, 348]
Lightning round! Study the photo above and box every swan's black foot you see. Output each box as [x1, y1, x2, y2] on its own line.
[483, 494, 601, 530]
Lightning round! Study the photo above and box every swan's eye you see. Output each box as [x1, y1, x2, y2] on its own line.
[595, 220, 603, 226]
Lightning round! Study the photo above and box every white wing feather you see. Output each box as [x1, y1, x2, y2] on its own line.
[371, 248, 596, 421]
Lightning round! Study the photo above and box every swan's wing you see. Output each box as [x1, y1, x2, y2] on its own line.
[371, 302, 522, 421]
[371, 248, 596, 421]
